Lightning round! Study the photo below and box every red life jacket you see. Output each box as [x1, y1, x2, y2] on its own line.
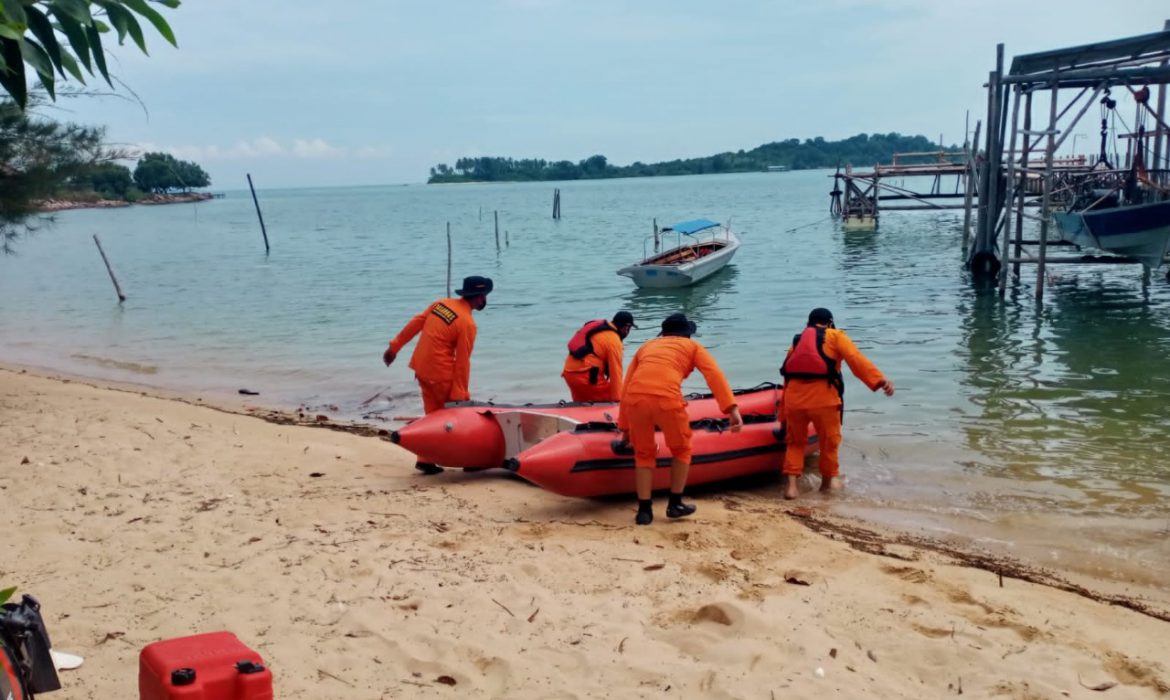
[568, 320, 615, 360]
[780, 327, 841, 385]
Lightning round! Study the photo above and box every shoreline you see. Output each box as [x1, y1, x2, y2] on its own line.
[36, 191, 216, 212]
[3, 366, 1169, 696]
[3, 362, 1167, 614]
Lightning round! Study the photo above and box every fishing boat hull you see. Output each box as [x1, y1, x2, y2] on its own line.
[505, 418, 818, 498]
[389, 384, 782, 469]
[617, 231, 739, 288]
[1055, 199, 1170, 269]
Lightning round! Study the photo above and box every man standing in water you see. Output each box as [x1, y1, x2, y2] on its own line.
[619, 313, 743, 525]
[383, 275, 493, 474]
[562, 311, 637, 403]
[779, 307, 894, 498]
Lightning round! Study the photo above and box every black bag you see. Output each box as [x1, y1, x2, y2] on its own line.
[0, 594, 61, 696]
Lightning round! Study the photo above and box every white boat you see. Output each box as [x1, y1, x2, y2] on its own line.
[616, 218, 740, 288]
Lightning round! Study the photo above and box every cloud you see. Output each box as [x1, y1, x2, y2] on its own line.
[131, 137, 355, 161]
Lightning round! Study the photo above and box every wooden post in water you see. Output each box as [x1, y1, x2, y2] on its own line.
[92, 234, 126, 302]
[960, 120, 981, 254]
[552, 189, 561, 219]
[246, 173, 270, 253]
[494, 210, 500, 252]
[999, 85, 1022, 296]
[1037, 79, 1059, 301]
[446, 222, 452, 297]
[505, 230, 510, 247]
[1012, 92, 1032, 282]
[652, 218, 660, 252]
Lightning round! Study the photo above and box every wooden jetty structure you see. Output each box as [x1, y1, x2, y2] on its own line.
[971, 22, 1170, 299]
[830, 21, 1170, 300]
[830, 150, 972, 231]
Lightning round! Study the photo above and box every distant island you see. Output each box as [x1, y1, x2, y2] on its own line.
[428, 132, 962, 183]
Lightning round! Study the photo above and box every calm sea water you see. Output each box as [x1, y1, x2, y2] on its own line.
[2, 171, 1168, 595]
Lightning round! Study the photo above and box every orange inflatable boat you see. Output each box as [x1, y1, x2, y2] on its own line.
[389, 384, 782, 469]
[504, 415, 818, 498]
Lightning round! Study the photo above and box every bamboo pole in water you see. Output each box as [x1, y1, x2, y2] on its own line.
[93, 234, 126, 302]
[1037, 79, 1059, 301]
[494, 210, 500, 252]
[246, 173, 270, 253]
[446, 222, 452, 298]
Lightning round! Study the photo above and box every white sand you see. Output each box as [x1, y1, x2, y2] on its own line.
[2, 367, 1167, 698]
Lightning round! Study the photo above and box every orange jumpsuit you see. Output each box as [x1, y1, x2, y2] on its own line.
[388, 297, 477, 414]
[561, 325, 625, 403]
[618, 337, 737, 468]
[781, 327, 885, 478]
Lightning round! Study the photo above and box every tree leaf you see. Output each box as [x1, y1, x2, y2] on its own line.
[0, 0, 28, 29]
[50, 0, 95, 25]
[50, 7, 93, 74]
[97, 2, 132, 47]
[84, 22, 111, 85]
[0, 586, 15, 606]
[24, 6, 65, 77]
[23, 38, 56, 99]
[0, 38, 24, 109]
[19, 36, 53, 81]
[57, 48, 85, 82]
[0, 24, 22, 41]
[120, 0, 176, 46]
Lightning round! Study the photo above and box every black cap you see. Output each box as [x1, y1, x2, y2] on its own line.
[456, 275, 493, 297]
[660, 313, 697, 337]
[612, 311, 638, 329]
[808, 307, 834, 326]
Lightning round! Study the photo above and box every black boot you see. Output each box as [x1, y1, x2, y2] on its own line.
[666, 492, 696, 519]
[414, 462, 444, 475]
[635, 499, 654, 525]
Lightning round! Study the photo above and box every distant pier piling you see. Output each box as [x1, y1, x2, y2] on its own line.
[246, 173, 270, 253]
[494, 210, 501, 252]
[552, 189, 561, 219]
[446, 222, 453, 297]
[92, 234, 126, 303]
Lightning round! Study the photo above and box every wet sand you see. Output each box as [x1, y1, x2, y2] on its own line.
[2, 367, 1168, 698]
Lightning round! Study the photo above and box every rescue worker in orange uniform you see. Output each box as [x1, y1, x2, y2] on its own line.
[619, 313, 743, 525]
[383, 275, 493, 474]
[562, 311, 637, 403]
[779, 307, 894, 499]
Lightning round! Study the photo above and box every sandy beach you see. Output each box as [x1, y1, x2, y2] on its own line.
[3, 366, 1168, 699]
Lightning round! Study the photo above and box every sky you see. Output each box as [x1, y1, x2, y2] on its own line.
[32, 0, 1170, 189]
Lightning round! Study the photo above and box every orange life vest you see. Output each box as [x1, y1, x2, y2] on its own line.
[568, 320, 614, 360]
[781, 327, 841, 387]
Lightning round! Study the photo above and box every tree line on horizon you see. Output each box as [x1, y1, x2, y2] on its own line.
[428, 133, 963, 183]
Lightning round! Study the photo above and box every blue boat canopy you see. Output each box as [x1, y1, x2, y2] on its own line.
[662, 219, 721, 235]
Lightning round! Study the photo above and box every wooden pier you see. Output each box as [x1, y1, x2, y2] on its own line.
[830, 21, 1170, 299]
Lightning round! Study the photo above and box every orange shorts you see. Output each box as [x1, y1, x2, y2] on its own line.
[563, 371, 614, 403]
[620, 394, 692, 469]
[417, 377, 453, 415]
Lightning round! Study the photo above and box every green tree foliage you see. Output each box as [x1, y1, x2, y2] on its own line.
[132, 151, 209, 193]
[0, 0, 180, 109]
[427, 133, 963, 183]
[71, 160, 134, 198]
[1, 98, 113, 253]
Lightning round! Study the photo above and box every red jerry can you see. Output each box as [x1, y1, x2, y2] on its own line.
[139, 631, 273, 700]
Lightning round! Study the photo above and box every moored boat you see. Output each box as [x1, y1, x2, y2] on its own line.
[389, 384, 782, 469]
[616, 219, 739, 288]
[504, 415, 818, 498]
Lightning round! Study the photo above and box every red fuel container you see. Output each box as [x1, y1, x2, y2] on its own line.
[139, 631, 273, 700]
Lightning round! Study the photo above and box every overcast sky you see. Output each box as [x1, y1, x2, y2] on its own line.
[37, 1, 1170, 189]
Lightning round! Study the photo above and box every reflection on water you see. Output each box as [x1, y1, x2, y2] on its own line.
[957, 279, 1170, 512]
[620, 266, 741, 329]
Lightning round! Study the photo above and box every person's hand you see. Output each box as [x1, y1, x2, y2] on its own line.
[728, 406, 744, 433]
[382, 346, 396, 366]
[878, 379, 895, 397]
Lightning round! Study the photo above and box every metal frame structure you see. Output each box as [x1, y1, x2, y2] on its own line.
[971, 23, 1170, 300]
